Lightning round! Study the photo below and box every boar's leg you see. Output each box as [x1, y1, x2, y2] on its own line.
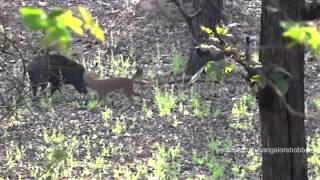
[40, 83, 48, 95]
[31, 85, 38, 97]
[50, 81, 62, 96]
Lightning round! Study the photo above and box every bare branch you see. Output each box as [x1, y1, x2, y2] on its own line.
[170, 0, 205, 43]
[303, 2, 320, 20]
[0, 29, 28, 81]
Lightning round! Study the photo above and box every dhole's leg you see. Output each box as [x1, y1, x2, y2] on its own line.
[127, 94, 133, 102]
[98, 95, 102, 102]
[129, 88, 139, 97]
[128, 84, 139, 97]
[125, 89, 138, 102]
[133, 91, 139, 96]
[97, 93, 104, 102]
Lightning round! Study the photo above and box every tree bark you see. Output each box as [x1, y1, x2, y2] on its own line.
[185, 0, 223, 75]
[259, 0, 307, 179]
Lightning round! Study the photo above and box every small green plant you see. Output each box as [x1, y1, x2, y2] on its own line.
[231, 93, 255, 119]
[230, 93, 255, 130]
[86, 154, 107, 174]
[148, 143, 181, 179]
[176, 91, 190, 116]
[113, 164, 137, 179]
[40, 96, 53, 110]
[72, 100, 81, 109]
[189, 89, 211, 119]
[27, 129, 77, 179]
[110, 54, 134, 77]
[8, 126, 118, 179]
[112, 118, 126, 136]
[101, 107, 113, 126]
[192, 140, 226, 179]
[142, 100, 153, 119]
[178, 101, 190, 116]
[6, 141, 23, 170]
[5, 108, 22, 129]
[308, 134, 320, 177]
[87, 99, 99, 110]
[231, 164, 246, 179]
[313, 99, 320, 109]
[113, 161, 148, 179]
[154, 87, 177, 117]
[247, 150, 261, 172]
[171, 53, 186, 75]
[170, 116, 182, 127]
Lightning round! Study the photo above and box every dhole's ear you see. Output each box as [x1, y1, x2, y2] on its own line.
[83, 72, 89, 81]
[132, 65, 143, 79]
[85, 71, 99, 80]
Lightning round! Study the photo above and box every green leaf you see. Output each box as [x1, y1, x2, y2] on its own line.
[58, 10, 84, 35]
[250, 74, 266, 93]
[52, 149, 68, 161]
[78, 6, 93, 30]
[87, 100, 98, 110]
[282, 21, 320, 57]
[271, 72, 290, 96]
[305, 27, 320, 50]
[216, 25, 229, 36]
[200, 26, 213, 35]
[47, 9, 66, 19]
[40, 26, 71, 51]
[90, 22, 105, 42]
[205, 61, 220, 80]
[205, 61, 216, 75]
[172, 54, 185, 75]
[224, 63, 234, 74]
[19, 7, 48, 30]
[280, 21, 299, 30]
[283, 26, 306, 43]
[250, 74, 260, 82]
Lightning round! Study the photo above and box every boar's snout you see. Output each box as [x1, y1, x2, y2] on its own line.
[81, 87, 88, 94]
[74, 82, 88, 94]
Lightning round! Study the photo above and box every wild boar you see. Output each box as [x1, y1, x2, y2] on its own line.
[27, 54, 88, 97]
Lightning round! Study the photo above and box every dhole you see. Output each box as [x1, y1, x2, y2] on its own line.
[84, 68, 143, 101]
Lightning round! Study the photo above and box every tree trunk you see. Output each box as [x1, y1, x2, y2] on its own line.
[185, 0, 223, 75]
[259, 0, 307, 179]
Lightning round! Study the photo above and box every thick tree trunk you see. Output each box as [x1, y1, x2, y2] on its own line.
[259, 0, 307, 179]
[185, 0, 223, 75]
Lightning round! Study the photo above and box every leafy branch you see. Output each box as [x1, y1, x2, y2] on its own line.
[191, 24, 320, 121]
[19, 6, 105, 54]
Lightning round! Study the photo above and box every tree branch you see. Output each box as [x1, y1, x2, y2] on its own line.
[302, 2, 320, 20]
[171, 0, 205, 43]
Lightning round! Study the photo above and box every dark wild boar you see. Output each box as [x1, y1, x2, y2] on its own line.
[27, 54, 88, 97]
[84, 68, 143, 101]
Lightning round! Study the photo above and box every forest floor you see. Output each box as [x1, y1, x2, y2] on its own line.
[0, 0, 319, 179]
